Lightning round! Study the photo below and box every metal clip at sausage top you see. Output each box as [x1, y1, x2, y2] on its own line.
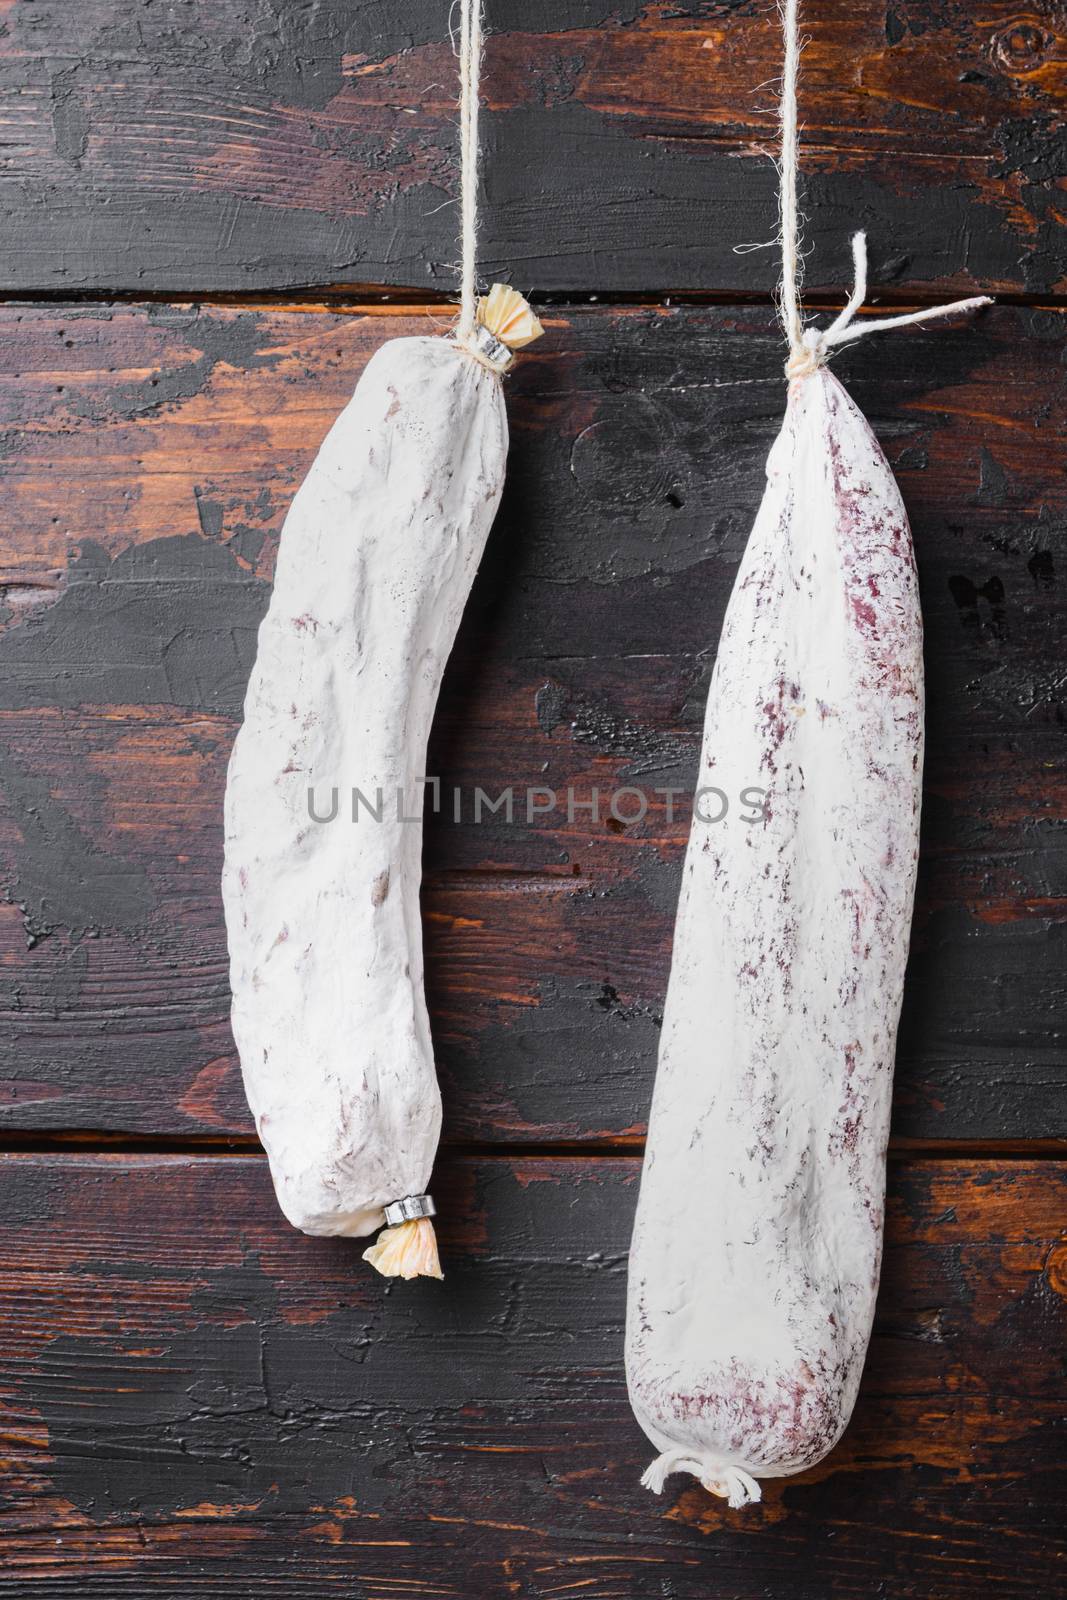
[463, 321, 513, 373]
[383, 1193, 436, 1227]
[455, 282, 544, 376]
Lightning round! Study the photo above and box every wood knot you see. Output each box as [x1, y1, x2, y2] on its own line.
[993, 20, 1053, 73]
[1043, 1239, 1067, 1300]
[570, 396, 678, 508]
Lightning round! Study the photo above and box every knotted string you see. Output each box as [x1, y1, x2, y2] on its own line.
[455, 0, 483, 342]
[777, 0, 991, 381]
[641, 1448, 762, 1510]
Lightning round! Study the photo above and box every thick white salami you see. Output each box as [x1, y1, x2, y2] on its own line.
[222, 287, 541, 1275]
[625, 365, 924, 1505]
[624, 0, 990, 1497]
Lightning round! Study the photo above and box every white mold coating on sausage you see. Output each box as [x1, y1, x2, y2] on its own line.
[625, 368, 924, 1498]
[222, 337, 507, 1237]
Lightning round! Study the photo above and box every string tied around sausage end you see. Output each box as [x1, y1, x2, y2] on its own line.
[783, 232, 992, 383]
[641, 1449, 762, 1509]
[455, 283, 545, 374]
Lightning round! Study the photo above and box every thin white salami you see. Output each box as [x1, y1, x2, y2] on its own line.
[222, 287, 541, 1274]
[625, 364, 923, 1505]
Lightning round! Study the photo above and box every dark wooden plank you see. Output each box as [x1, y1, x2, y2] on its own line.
[0, 1, 1063, 295]
[0, 302, 1062, 1142]
[0, 1153, 1064, 1596]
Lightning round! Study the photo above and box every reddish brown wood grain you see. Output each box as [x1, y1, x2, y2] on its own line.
[0, 1153, 1063, 1596]
[0, 301, 1062, 1143]
[0, 1, 1062, 294]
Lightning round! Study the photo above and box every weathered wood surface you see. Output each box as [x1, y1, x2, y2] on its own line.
[0, 1153, 1063, 1597]
[0, 1, 1060, 1586]
[0, 0, 1063, 295]
[0, 302, 1062, 1141]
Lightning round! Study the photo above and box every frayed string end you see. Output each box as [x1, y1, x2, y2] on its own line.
[640, 1449, 762, 1509]
[784, 232, 993, 381]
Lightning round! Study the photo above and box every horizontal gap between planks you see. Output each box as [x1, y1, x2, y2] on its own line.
[0, 1132, 1062, 1162]
[0, 286, 1064, 314]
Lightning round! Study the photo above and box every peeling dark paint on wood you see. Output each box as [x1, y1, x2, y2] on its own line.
[0, 0, 1062, 293]
[0, 536, 268, 715]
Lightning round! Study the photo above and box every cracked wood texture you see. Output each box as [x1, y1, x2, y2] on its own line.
[0, 0, 1065, 1592]
[0, 0, 1063, 294]
[1, 1154, 1065, 1596]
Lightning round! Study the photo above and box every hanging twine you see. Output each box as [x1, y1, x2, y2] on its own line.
[450, 2, 544, 371]
[456, 0, 483, 343]
[777, 0, 991, 382]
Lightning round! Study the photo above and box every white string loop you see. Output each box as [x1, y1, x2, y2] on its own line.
[778, 0, 991, 383]
[641, 1448, 762, 1510]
